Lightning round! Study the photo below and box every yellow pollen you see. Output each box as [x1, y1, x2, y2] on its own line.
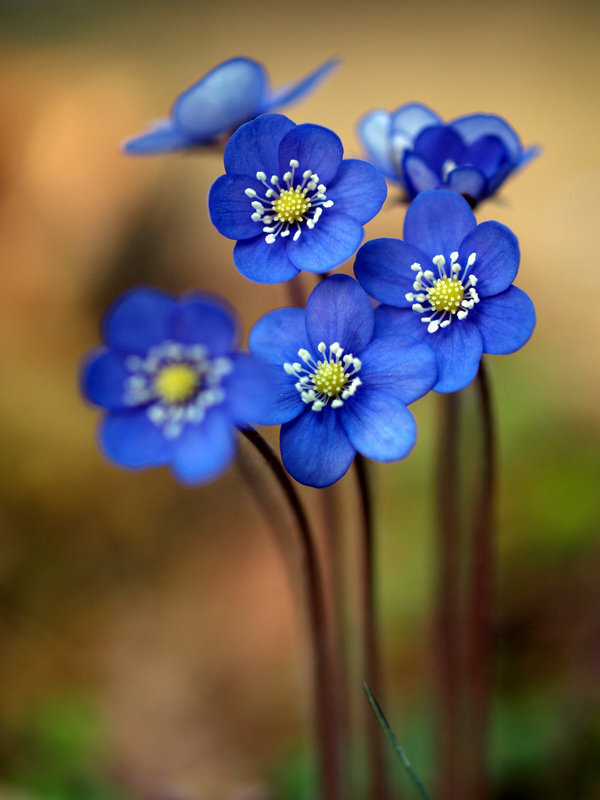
[154, 363, 198, 404]
[273, 187, 311, 224]
[313, 361, 347, 397]
[428, 277, 464, 313]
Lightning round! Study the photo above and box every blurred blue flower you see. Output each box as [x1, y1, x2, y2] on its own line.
[81, 288, 272, 484]
[209, 114, 387, 283]
[358, 103, 538, 205]
[249, 274, 437, 486]
[123, 57, 338, 155]
[354, 190, 535, 393]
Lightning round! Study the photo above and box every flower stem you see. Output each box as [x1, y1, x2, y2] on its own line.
[434, 392, 463, 800]
[465, 360, 496, 800]
[355, 454, 389, 800]
[237, 427, 342, 800]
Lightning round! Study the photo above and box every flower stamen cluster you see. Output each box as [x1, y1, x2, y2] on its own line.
[284, 341, 362, 411]
[405, 251, 479, 333]
[245, 159, 334, 244]
[123, 341, 233, 439]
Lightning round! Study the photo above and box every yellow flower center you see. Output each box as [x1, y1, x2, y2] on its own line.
[427, 277, 464, 313]
[313, 360, 348, 397]
[154, 363, 198, 404]
[272, 187, 311, 224]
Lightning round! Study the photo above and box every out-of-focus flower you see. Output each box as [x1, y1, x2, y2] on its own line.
[354, 190, 535, 393]
[209, 114, 387, 283]
[358, 103, 538, 205]
[249, 274, 437, 487]
[123, 57, 338, 155]
[81, 288, 271, 483]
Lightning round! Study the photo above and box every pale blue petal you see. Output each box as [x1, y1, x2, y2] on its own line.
[357, 110, 397, 179]
[277, 123, 343, 185]
[122, 120, 194, 155]
[170, 295, 237, 355]
[233, 235, 299, 283]
[403, 190, 476, 260]
[429, 319, 483, 393]
[172, 407, 236, 484]
[305, 274, 374, 354]
[359, 337, 437, 404]
[341, 388, 417, 461]
[249, 308, 308, 364]
[224, 113, 295, 179]
[326, 159, 387, 223]
[459, 221, 520, 298]
[265, 58, 339, 109]
[286, 211, 364, 273]
[100, 409, 170, 468]
[208, 174, 264, 240]
[103, 288, 176, 356]
[450, 113, 523, 162]
[354, 237, 428, 307]
[471, 286, 535, 354]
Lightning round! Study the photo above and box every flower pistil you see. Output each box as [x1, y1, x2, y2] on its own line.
[284, 342, 362, 411]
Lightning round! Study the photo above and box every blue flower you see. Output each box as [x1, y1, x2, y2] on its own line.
[248, 274, 437, 487]
[358, 103, 538, 206]
[123, 57, 338, 156]
[209, 114, 387, 283]
[81, 288, 272, 484]
[354, 190, 535, 393]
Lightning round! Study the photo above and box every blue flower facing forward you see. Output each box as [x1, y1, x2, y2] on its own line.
[209, 114, 387, 283]
[358, 103, 538, 206]
[354, 190, 536, 393]
[249, 275, 437, 487]
[81, 288, 272, 484]
[123, 57, 338, 155]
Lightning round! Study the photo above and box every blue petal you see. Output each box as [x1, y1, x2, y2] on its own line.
[277, 123, 343, 185]
[233, 235, 299, 284]
[280, 408, 355, 487]
[341, 388, 417, 461]
[471, 286, 535, 354]
[429, 320, 483, 393]
[251, 363, 305, 425]
[170, 295, 237, 355]
[403, 190, 476, 260]
[265, 58, 339, 109]
[359, 337, 437, 404]
[326, 159, 387, 224]
[357, 110, 397, 179]
[103, 288, 176, 356]
[173, 57, 267, 140]
[222, 353, 273, 424]
[305, 274, 374, 354]
[450, 114, 523, 163]
[520, 145, 540, 166]
[122, 120, 194, 155]
[412, 125, 466, 174]
[391, 103, 442, 138]
[402, 153, 440, 196]
[224, 113, 295, 179]
[208, 174, 264, 240]
[249, 307, 308, 363]
[465, 135, 509, 177]
[445, 166, 486, 200]
[100, 409, 170, 468]
[373, 305, 429, 345]
[172, 407, 236, 484]
[81, 348, 129, 410]
[354, 237, 428, 308]
[459, 221, 520, 298]
[286, 210, 364, 273]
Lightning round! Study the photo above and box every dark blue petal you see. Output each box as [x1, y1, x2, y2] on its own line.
[100, 409, 170, 468]
[428, 320, 483, 393]
[305, 274, 374, 354]
[465, 135, 509, 177]
[81, 348, 129, 410]
[459, 220, 520, 297]
[403, 190, 476, 260]
[391, 103, 442, 138]
[265, 58, 339, 109]
[326, 159, 387, 223]
[357, 110, 397, 179]
[412, 125, 467, 174]
[373, 305, 429, 345]
[122, 120, 195, 155]
[402, 153, 440, 196]
[233, 235, 299, 284]
[278, 123, 343, 186]
[280, 408, 355, 487]
[354, 237, 428, 308]
[224, 114, 295, 179]
[286, 211, 364, 273]
[341, 388, 416, 461]
[251, 363, 305, 425]
[170, 295, 237, 355]
[172, 407, 236, 484]
[471, 286, 535, 354]
[208, 174, 264, 240]
[445, 166, 487, 201]
[173, 57, 267, 140]
[359, 337, 437, 404]
[222, 353, 273, 424]
[103, 288, 176, 356]
[249, 308, 308, 364]
[450, 114, 523, 163]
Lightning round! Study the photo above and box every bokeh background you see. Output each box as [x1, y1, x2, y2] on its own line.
[1, 0, 599, 798]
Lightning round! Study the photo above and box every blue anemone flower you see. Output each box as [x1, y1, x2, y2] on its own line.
[248, 274, 437, 487]
[123, 57, 338, 156]
[81, 288, 272, 484]
[358, 103, 538, 206]
[209, 114, 387, 283]
[354, 190, 535, 393]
